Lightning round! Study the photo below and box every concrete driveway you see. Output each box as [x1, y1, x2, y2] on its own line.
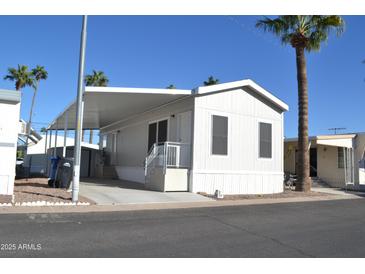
[79, 178, 212, 205]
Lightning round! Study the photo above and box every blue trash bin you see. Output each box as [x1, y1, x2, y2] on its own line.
[48, 156, 60, 187]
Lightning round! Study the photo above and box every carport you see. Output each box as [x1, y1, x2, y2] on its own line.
[46, 86, 202, 204]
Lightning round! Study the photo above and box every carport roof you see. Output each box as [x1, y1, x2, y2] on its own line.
[48, 87, 192, 130]
[285, 134, 357, 148]
[48, 79, 289, 131]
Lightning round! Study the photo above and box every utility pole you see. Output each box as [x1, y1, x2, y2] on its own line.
[72, 15, 88, 203]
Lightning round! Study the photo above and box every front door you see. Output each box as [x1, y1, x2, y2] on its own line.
[148, 119, 168, 152]
[295, 148, 318, 177]
[310, 148, 317, 177]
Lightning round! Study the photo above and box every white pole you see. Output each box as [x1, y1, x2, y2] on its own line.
[44, 130, 48, 174]
[54, 123, 58, 157]
[47, 130, 52, 176]
[72, 15, 88, 203]
[63, 111, 68, 158]
[49, 129, 52, 150]
[44, 130, 48, 155]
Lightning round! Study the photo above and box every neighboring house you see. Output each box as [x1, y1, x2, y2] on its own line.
[24, 135, 99, 177]
[18, 119, 42, 145]
[17, 119, 43, 160]
[284, 133, 365, 189]
[0, 89, 21, 203]
[48, 79, 288, 195]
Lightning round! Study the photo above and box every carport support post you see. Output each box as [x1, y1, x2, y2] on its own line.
[54, 123, 58, 157]
[63, 111, 68, 158]
[44, 130, 48, 156]
[72, 15, 88, 203]
[44, 130, 48, 174]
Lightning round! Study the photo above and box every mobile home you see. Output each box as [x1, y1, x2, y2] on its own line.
[284, 133, 365, 189]
[0, 89, 21, 203]
[48, 79, 288, 195]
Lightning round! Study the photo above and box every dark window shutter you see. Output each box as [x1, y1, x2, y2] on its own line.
[212, 115, 228, 155]
[259, 122, 272, 158]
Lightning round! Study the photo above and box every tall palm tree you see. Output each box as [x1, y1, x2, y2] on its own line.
[25, 65, 48, 150]
[203, 76, 219, 86]
[256, 16, 344, 192]
[84, 70, 109, 143]
[4, 65, 33, 91]
[85, 70, 109, 87]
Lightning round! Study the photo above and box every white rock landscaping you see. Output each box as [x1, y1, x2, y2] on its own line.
[0, 201, 90, 207]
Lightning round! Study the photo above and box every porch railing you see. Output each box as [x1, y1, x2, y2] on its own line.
[144, 142, 191, 176]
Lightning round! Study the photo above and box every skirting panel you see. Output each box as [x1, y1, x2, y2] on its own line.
[115, 166, 145, 184]
[191, 172, 283, 195]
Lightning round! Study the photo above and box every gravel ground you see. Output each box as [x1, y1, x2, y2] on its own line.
[14, 178, 95, 204]
[202, 188, 334, 200]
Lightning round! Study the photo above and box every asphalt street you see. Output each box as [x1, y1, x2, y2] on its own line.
[1, 199, 365, 257]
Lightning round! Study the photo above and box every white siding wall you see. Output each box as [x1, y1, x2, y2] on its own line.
[0, 100, 20, 196]
[191, 88, 284, 194]
[101, 97, 194, 183]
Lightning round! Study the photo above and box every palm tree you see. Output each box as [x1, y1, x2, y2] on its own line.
[84, 70, 109, 143]
[25, 65, 48, 150]
[4, 65, 33, 91]
[203, 76, 219, 86]
[85, 70, 109, 87]
[166, 84, 176, 89]
[256, 16, 344, 192]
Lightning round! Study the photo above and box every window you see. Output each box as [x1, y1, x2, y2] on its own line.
[212, 115, 228, 155]
[259, 122, 272, 158]
[147, 119, 168, 151]
[338, 147, 344, 168]
[148, 123, 157, 152]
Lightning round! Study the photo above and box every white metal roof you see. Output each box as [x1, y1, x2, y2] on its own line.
[48, 79, 288, 130]
[285, 134, 357, 148]
[0, 89, 21, 103]
[48, 87, 191, 130]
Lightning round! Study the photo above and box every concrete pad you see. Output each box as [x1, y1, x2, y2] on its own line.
[79, 178, 212, 205]
[312, 186, 365, 198]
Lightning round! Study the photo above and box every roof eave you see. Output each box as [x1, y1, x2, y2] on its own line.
[196, 79, 289, 112]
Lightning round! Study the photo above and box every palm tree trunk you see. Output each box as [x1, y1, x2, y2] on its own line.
[24, 83, 38, 156]
[295, 46, 311, 192]
[89, 129, 93, 144]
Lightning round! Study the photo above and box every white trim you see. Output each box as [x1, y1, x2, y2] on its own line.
[281, 112, 284, 173]
[85, 86, 192, 95]
[193, 170, 284, 175]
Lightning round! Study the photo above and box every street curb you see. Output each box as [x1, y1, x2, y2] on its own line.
[0, 193, 360, 215]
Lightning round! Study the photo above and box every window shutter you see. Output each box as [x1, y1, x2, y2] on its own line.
[259, 122, 272, 158]
[212, 115, 228, 155]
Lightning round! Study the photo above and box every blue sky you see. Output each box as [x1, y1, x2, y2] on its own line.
[0, 15, 364, 138]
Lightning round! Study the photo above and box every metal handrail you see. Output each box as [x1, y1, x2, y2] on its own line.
[144, 142, 190, 176]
